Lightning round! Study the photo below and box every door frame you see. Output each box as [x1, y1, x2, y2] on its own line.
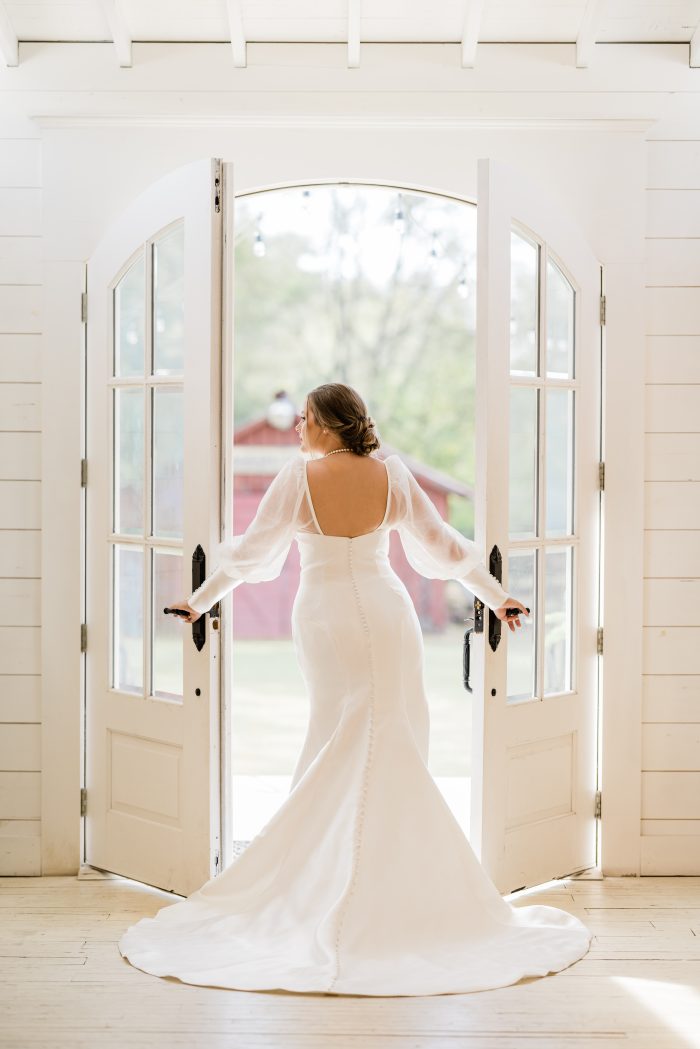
[215, 173, 605, 882]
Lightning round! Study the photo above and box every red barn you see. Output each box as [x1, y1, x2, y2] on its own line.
[231, 412, 474, 638]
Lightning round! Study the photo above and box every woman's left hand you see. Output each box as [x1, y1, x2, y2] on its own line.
[493, 599, 530, 632]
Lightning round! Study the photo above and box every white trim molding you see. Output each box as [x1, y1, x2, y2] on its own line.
[32, 114, 658, 131]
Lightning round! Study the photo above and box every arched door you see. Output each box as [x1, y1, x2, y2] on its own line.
[84, 158, 224, 895]
[470, 158, 601, 893]
[83, 156, 600, 899]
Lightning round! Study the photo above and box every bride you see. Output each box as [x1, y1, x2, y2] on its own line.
[118, 381, 592, 996]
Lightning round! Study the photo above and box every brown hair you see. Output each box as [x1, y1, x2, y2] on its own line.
[306, 382, 380, 457]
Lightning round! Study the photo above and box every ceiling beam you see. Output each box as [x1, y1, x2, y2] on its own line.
[348, 0, 360, 68]
[691, 20, 700, 67]
[461, 0, 485, 68]
[576, 0, 604, 68]
[225, 0, 247, 68]
[95, 0, 132, 67]
[0, 1, 18, 67]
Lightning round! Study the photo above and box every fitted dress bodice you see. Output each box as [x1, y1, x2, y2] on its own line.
[296, 526, 392, 576]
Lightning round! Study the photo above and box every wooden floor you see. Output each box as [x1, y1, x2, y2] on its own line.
[2, 873, 700, 1048]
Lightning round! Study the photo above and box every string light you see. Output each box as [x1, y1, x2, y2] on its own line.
[247, 188, 468, 291]
[393, 192, 406, 235]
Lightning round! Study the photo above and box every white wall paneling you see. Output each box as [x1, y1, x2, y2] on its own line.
[642, 114, 700, 875]
[0, 39, 695, 877]
[0, 118, 42, 876]
[645, 532, 700, 578]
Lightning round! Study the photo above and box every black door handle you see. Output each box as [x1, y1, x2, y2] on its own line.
[192, 544, 206, 652]
[489, 544, 503, 652]
[463, 596, 485, 692]
[463, 625, 473, 692]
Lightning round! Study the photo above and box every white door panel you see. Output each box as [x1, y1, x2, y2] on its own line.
[85, 157, 224, 896]
[471, 158, 600, 894]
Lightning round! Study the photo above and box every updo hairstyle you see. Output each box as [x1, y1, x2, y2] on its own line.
[306, 383, 381, 457]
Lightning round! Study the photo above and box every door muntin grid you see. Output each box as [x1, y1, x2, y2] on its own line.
[507, 226, 577, 704]
[109, 219, 186, 702]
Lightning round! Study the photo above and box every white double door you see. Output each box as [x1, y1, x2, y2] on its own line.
[84, 157, 600, 897]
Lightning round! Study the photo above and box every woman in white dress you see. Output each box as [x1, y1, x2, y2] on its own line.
[118, 382, 592, 996]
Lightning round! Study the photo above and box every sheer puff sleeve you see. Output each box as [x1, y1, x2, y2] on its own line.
[187, 454, 305, 614]
[387, 454, 510, 613]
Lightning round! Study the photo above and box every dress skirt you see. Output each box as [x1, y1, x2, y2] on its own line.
[118, 528, 592, 996]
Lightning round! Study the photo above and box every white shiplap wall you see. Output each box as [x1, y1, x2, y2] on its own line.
[0, 39, 695, 875]
[643, 127, 700, 873]
[0, 120, 42, 875]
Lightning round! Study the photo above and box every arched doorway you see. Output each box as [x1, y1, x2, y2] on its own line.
[228, 182, 481, 847]
[84, 158, 601, 897]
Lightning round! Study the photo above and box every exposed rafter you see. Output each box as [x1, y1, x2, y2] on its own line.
[0, 0, 18, 67]
[225, 0, 247, 68]
[461, 0, 485, 68]
[576, 0, 604, 68]
[691, 20, 700, 67]
[348, 0, 360, 68]
[96, 0, 132, 67]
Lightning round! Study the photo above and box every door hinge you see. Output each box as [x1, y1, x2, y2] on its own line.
[80, 788, 87, 816]
[81, 291, 87, 323]
[598, 461, 605, 491]
[597, 627, 604, 655]
[594, 790, 602, 819]
[599, 294, 606, 325]
[80, 458, 87, 487]
[214, 850, 220, 874]
[80, 623, 87, 652]
[214, 161, 221, 214]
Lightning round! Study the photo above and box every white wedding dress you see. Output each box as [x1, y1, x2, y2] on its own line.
[118, 452, 592, 996]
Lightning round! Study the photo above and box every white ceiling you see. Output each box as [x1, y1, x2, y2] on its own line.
[1, 1, 700, 68]
[1, 0, 699, 43]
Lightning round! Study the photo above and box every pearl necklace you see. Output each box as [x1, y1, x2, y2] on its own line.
[323, 447, 353, 458]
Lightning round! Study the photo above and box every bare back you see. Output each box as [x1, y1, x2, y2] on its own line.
[304, 454, 390, 538]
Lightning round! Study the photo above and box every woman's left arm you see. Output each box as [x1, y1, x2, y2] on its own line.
[393, 456, 527, 626]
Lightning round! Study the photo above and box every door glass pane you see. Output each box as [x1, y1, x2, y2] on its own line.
[546, 257, 575, 379]
[152, 548, 183, 701]
[113, 387, 144, 536]
[509, 386, 538, 540]
[113, 544, 143, 694]
[544, 546, 574, 695]
[153, 223, 185, 376]
[152, 386, 184, 539]
[114, 253, 145, 377]
[510, 230, 538, 377]
[546, 388, 574, 537]
[507, 548, 537, 703]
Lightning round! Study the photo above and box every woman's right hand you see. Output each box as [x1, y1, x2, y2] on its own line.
[493, 598, 530, 632]
[168, 601, 202, 625]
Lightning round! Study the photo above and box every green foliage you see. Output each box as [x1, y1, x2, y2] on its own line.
[233, 186, 478, 536]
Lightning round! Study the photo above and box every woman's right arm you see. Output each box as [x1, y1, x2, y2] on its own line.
[182, 455, 305, 617]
